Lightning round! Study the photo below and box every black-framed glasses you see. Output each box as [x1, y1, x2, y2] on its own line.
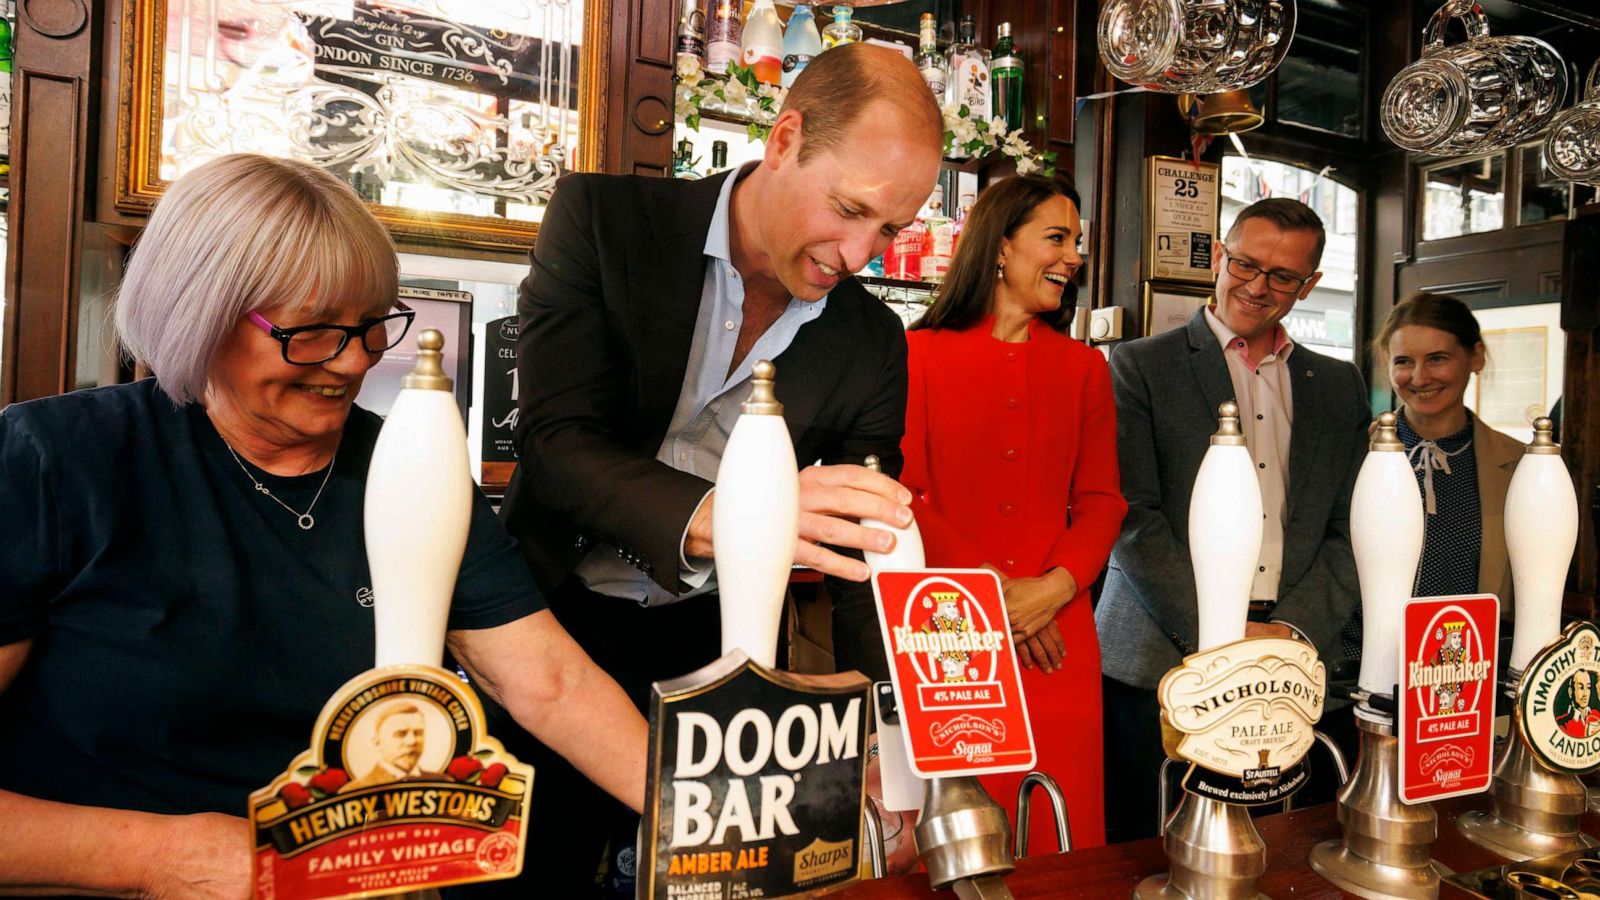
[247, 302, 415, 366]
[1221, 249, 1313, 293]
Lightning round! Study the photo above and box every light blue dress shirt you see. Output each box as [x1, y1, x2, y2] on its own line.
[575, 164, 828, 606]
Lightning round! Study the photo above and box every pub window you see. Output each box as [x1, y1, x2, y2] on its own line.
[1221, 156, 1359, 362]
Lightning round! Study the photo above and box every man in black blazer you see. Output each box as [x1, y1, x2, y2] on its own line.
[1096, 199, 1370, 843]
[492, 43, 945, 893]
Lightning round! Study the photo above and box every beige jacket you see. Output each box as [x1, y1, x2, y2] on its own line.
[1471, 413, 1524, 607]
[1387, 406, 1523, 606]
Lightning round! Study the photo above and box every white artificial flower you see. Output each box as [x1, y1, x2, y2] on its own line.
[676, 55, 704, 82]
[723, 77, 749, 106]
[1014, 156, 1040, 176]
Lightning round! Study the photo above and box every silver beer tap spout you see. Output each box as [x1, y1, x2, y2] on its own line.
[1013, 772, 1072, 858]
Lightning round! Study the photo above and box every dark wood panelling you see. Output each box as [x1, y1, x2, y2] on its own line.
[605, 0, 674, 177]
[3, 0, 98, 404]
[1560, 208, 1600, 613]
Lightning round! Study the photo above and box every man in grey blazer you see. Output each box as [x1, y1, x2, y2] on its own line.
[1097, 199, 1369, 842]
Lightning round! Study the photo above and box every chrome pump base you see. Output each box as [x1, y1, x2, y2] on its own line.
[1134, 794, 1269, 900]
[1458, 703, 1598, 861]
[1309, 709, 1441, 899]
[915, 776, 1017, 898]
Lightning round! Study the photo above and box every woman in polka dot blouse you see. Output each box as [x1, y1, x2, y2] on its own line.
[1370, 293, 1523, 605]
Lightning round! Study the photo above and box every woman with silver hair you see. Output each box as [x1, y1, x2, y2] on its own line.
[0, 154, 646, 895]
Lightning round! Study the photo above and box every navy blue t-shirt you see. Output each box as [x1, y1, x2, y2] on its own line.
[0, 379, 544, 817]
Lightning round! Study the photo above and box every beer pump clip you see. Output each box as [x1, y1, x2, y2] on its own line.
[249, 331, 534, 899]
[638, 362, 874, 899]
[1137, 402, 1327, 900]
[1458, 420, 1600, 860]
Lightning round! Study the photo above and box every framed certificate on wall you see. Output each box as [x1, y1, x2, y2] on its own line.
[1145, 156, 1221, 285]
[1143, 281, 1213, 337]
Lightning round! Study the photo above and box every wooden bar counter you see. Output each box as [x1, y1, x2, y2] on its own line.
[837, 795, 1600, 898]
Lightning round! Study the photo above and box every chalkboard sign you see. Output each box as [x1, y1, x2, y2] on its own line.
[483, 316, 520, 463]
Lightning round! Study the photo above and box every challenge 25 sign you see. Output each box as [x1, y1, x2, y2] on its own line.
[871, 570, 1037, 777]
[640, 654, 871, 899]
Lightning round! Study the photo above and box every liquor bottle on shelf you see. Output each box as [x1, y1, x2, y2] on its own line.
[781, 4, 822, 89]
[741, 0, 785, 86]
[924, 198, 955, 284]
[885, 213, 930, 282]
[672, 139, 701, 179]
[821, 6, 861, 50]
[991, 22, 1024, 133]
[674, 0, 706, 72]
[705, 0, 742, 75]
[952, 192, 975, 256]
[711, 140, 729, 171]
[913, 13, 947, 101]
[945, 15, 990, 123]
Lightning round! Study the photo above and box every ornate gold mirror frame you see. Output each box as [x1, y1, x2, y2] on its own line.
[115, 0, 608, 250]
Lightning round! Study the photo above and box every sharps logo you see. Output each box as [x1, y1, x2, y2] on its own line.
[793, 838, 854, 885]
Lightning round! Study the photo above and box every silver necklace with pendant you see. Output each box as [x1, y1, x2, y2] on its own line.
[223, 441, 337, 530]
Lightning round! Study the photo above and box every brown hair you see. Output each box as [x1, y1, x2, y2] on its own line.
[1225, 197, 1327, 269]
[783, 42, 943, 165]
[1369, 291, 1485, 363]
[911, 175, 1083, 333]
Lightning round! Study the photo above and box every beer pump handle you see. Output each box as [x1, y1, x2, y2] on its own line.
[863, 455, 925, 570]
[1353, 412, 1425, 697]
[714, 361, 800, 669]
[1188, 401, 1263, 651]
[366, 329, 472, 668]
[1506, 417, 1577, 672]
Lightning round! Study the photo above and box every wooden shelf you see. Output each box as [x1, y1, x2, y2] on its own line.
[940, 149, 1002, 173]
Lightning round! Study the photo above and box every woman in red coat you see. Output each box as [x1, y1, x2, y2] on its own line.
[901, 175, 1127, 851]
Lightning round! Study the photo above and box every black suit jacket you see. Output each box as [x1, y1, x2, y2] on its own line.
[500, 169, 909, 658]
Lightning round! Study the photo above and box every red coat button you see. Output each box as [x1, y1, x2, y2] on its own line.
[1003, 448, 1019, 461]
[1000, 503, 1016, 516]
